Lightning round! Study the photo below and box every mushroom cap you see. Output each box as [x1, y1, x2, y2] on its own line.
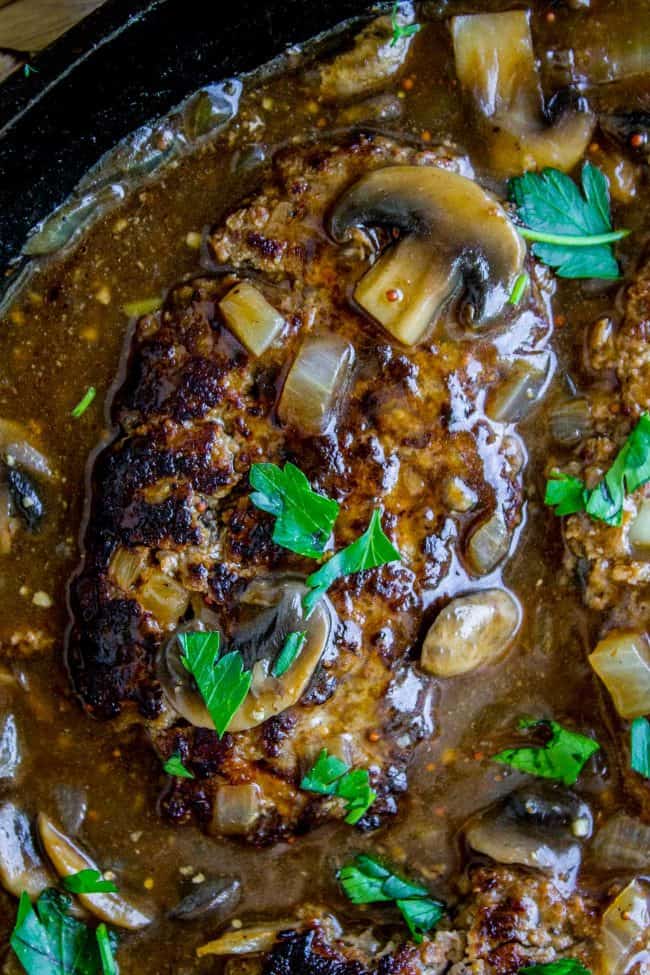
[329, 165, 526, 325]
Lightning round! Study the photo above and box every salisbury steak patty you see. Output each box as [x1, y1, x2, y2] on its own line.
[68, 134, 545, 842]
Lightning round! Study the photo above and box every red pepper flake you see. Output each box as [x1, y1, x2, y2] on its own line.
[630, 132, 646, 149]
[421, 129, 432, 143]
[545, 10, 556, 23]
[385, 288, 403, 303]
[402, 77, 415, 92]
[368, 730, 381, 743]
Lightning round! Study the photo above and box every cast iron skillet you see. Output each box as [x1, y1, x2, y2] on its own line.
[0, 0, 370, 279]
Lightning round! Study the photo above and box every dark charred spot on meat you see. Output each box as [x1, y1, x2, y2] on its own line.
[222, 497, 282, 566]
[485, 943, 528, 975]
[208, 563, 246, 607]
[478, 896, 525, 943]
[246, 232, 287, 262]
[120, 490, 198, 548]
[300, 669, 337, 707]
[262, 712, 297, 758]
[263, 929, 365, 975]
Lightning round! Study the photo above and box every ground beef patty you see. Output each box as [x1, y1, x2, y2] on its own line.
[223, 865, 601, 975]
[67, 134, 546, 843]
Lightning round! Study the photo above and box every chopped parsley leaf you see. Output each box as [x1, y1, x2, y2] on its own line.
[390, 2, 421, 46]
[508, 272, 529, 305]
[493, 718, 600, 787]
[11, 888, 119, 975]
[272, 630, 307, 678]
[179, 631, 251, 738]
[163, 752, 195, 779]
[63, 870, 117, 895]
[545, 413, 650, 525]
[249, 461, 340, 558]
[510, 163, 629, 280]
[301, 749, 376, 825]
[96, 923, 118, 975]
[303, 509, 401, 615]
[519, 961, 591, 975]
[630, 716, 650, 779]
[71, 387, 97, 419]
[339, 854, 444, 943]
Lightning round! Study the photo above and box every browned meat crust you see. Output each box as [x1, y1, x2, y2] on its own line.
[67, 134, 547, 842]
[227, 866, 600, 975]
[548, 254, 650, 821]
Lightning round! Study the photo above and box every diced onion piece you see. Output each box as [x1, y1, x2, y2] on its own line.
[601, 879, 650, 975]
[219, 282, 285, 357]
[592, 813, 650, 872]
[212, 784, 262, 836]
[589, 630, 650, 719]
[278, 335, 354, 436]
[354, 237, 456, 346]
[486, 357, 549, 424]
[629, 500, 650, 550]
[122, 297, 162, 318]
[139, 571, 189, 629]
[109, 547, 147, 591]
[38, 814, 153, 929]
[550, 398, 593, 447]
[466, 512, 511, 576]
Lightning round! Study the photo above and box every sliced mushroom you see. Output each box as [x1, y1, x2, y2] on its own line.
[159, 576, 337, 733]
[38, 814, 153, 929]
[329, 165, 525, 345]
[452, 11, 594, 176]
[0, 803, 53, 900]
[170, 876, 242, 923]
[421, 589, 520, 677]
[320, 6, 417, 102]
[465, 786, 590, 894]
[6, 468, 44, 532]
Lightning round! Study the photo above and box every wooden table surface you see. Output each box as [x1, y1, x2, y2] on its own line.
[0, 0, 104, 77]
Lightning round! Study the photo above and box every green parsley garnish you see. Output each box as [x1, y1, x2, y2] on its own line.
[339, 854, 444, 942]
[71, 387, 97, 419]
[178, 631, 252, 738]
[545, 413, 650, 526]
[23, 64, 39, 78]
[11, 889, 119, 975]
[301, 749, 376, 825]
[390, 1, 421, 46]
[63, 869, 117, 895]
[508, 272, 529, 305]
[630, 716, 650, 779]
[272, 630, 307, 678]
[163, 752, 195, 779]
[249, 461, 340, 558]
[303, 508, 401, 615]
[519, 961, 591, 975]
[493, 718, 599, 786]
[96, 924, 118, 975]
[510, 163, 629, 280]
[122, 296, 163, 317]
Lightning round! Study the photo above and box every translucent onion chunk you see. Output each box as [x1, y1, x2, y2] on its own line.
[138, 571, 189, 629]
[486, 356, 551, 424]
[219, 282, 286, 357]
[592, 813, 650, 872]
[278, 335, 355, 436]
[589, 630, 650, 719]
[601, 879, 650, 975]
[466, 512, 511, 576]
[212, 784, 262, 836]
[628, 499, 650, 550]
